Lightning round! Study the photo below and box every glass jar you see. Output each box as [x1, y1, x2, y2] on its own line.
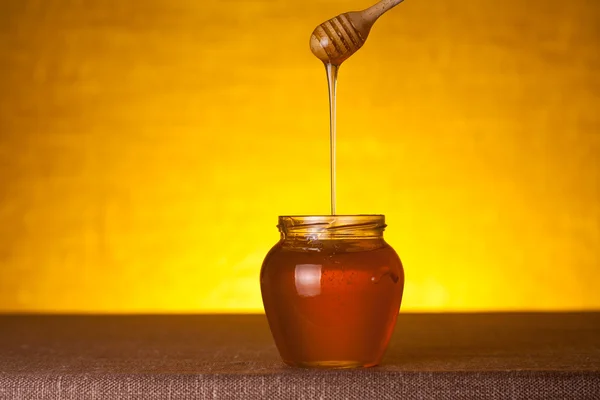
[260, 215, 404, 369]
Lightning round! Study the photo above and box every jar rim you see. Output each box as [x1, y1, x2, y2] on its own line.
[277, 215, 386, 238]
[278, 214, 384, 218]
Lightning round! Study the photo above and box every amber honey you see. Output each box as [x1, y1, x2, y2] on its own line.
[260, 215, 404, 368]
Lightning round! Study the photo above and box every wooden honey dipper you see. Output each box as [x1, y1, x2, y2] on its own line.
[310, 0, 405, 65]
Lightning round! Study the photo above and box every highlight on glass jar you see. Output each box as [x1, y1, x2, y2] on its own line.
[260, 215, 404, 369]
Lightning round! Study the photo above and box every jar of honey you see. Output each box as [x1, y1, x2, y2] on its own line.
[260, 215, 404, 369]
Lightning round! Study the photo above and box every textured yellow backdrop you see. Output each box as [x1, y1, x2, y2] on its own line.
[0, 0, 598, 312]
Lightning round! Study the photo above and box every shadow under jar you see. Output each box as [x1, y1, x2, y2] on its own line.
[260, 215, 404, 369]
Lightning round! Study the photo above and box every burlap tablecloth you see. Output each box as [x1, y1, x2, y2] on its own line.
[1, 313, 599, 399]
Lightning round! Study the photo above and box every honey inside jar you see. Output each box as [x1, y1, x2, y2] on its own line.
[260, 215, 404, 368]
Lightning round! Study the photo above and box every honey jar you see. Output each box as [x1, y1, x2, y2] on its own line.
[260, 215, 404, 368]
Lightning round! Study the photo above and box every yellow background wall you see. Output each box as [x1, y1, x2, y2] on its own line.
[0, 0, 598, 313]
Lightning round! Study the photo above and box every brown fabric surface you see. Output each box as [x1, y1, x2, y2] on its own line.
[0, 313, 599, 399]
